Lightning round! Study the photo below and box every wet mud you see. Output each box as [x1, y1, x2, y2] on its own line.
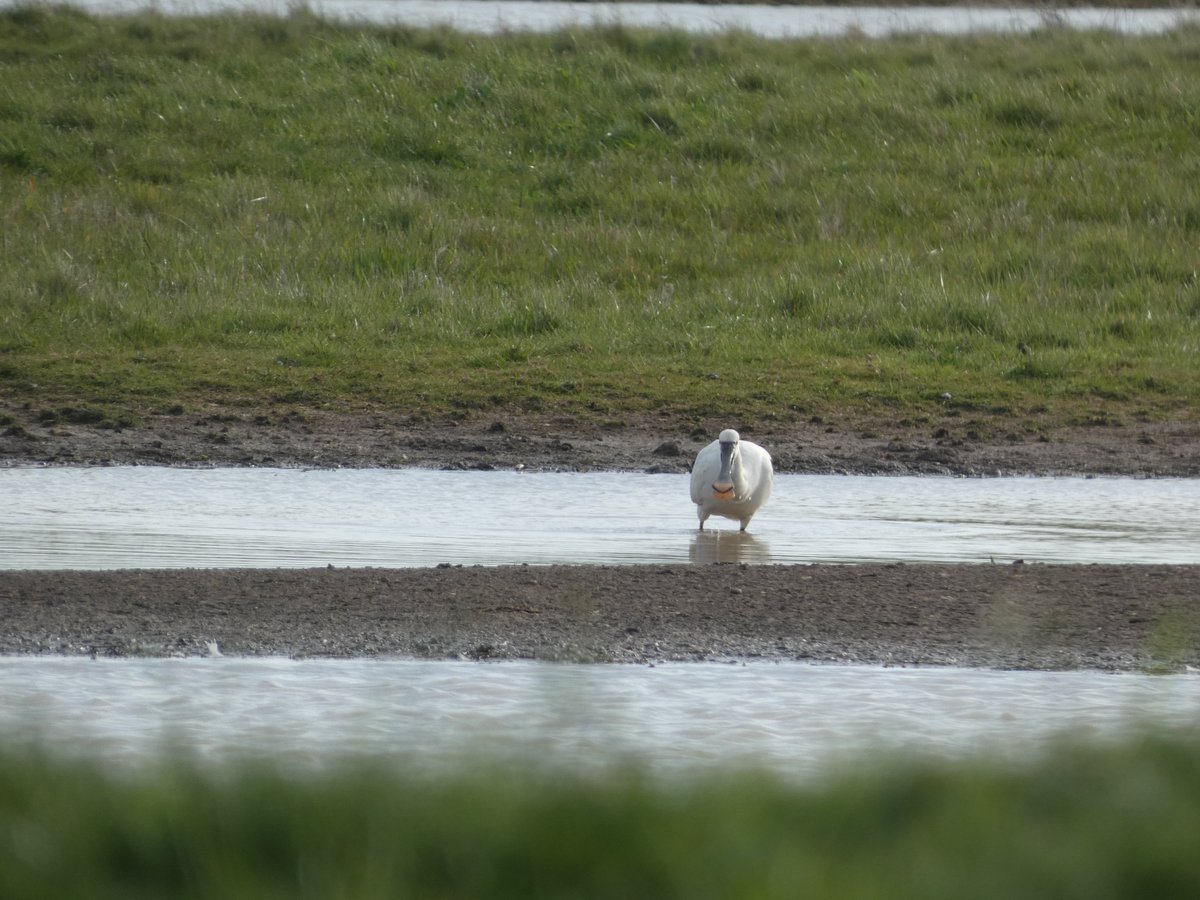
[2, 564, 1198, 672]
[3, 408, 1198, 671]
[2, 405, 1199, 477]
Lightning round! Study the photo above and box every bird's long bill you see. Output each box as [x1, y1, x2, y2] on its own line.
[713, 440, 735, 498]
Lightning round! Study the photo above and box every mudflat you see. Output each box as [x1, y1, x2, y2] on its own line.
[3, 564, 1198, 672]
[2, 412, 1198, 672]
[2, 407, 1198, 476]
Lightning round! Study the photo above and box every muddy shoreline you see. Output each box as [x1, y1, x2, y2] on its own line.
[3, 564, 1198, 672]
[3, 409, 1198, 672]
[2, 405, 1199, 476]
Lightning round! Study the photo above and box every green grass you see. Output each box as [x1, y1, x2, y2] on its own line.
[2, 7, 1200, 430]
[2, 735, 1200, 899]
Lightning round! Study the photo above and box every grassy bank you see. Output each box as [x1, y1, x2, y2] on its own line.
[2, 7, 1199, 433]
[2, 735, 1199, 899]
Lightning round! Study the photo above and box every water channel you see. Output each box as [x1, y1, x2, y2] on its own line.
[4, 657, 1199, 779]
[3, 467, 1199, 569]
[2, 466, 1198, 775]
[12, 0, 1199, 38]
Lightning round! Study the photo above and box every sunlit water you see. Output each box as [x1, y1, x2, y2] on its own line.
[4, 468, 1198, 775]
[12, 1, 1198, 38]
[3, 657, 1198, 778]
[2, 467, 1198, 568]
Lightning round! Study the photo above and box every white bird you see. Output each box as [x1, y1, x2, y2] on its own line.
[689, 428, 773, 532]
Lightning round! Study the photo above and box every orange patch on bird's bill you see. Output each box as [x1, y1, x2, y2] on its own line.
[713, 488, 735, 501]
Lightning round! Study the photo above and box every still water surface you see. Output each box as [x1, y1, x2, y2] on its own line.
[3, 467, 1199, 568]
[19, 1, 1200, 38]
[4, 468, 1198, 775]
[3, 657, 1198, 778]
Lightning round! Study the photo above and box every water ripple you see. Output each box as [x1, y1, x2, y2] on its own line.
[2, 468, 1198, 569]
[2, 657, 1197, 778]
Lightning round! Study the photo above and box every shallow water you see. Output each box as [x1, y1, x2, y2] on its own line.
[2, 657, 1197, 777]
[15, 0, 1199, 38]
[5, 469, 1197, 777]
[2, 467, 1198, 568]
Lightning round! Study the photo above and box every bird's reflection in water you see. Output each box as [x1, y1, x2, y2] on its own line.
[689, 530, 772, 565]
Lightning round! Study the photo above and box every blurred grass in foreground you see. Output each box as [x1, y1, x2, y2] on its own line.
[2, 735, 1200, 899]
[2, 8, 1199, 432]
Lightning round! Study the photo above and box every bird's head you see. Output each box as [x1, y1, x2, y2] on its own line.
[713, 429, 741, 498]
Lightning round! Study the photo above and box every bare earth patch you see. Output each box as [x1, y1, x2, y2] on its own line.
[2, 404, 1198, 476]
[2, 407, 1198, 671]
[2, 564, 1198, 672]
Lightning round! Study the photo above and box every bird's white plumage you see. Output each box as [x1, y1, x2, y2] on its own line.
[689, 429, 773, 531]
